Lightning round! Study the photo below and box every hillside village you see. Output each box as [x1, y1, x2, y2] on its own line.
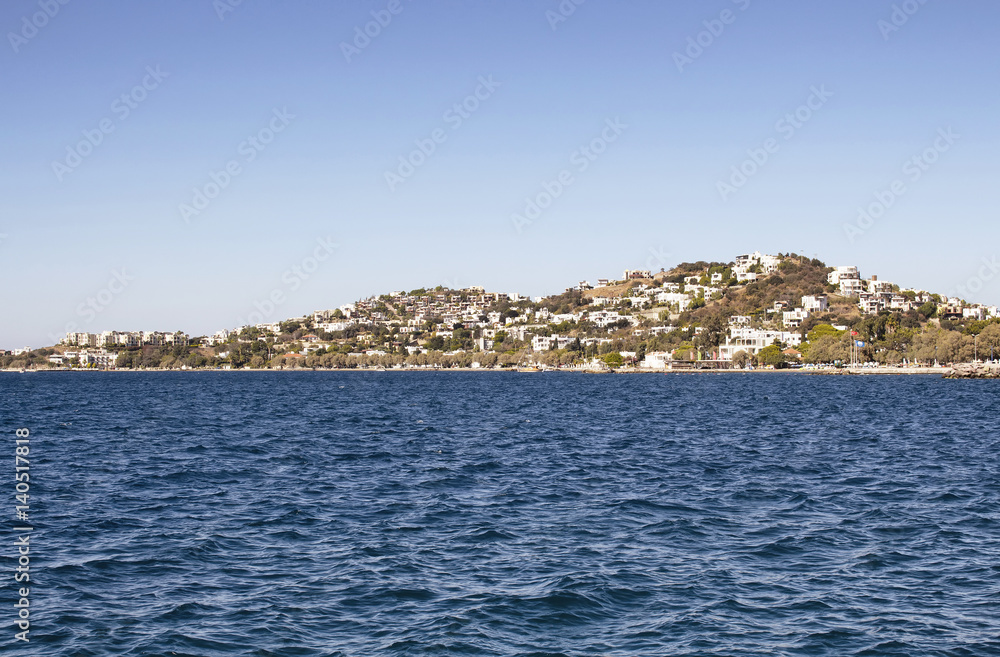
[5, 252, 1000, 371]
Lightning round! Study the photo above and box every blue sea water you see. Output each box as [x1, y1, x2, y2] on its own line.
[2, 371, 999, 656]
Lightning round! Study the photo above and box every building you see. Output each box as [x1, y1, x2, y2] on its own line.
[782, 308, 809, 328]
[890, 295, 914, 312]
[77, 349, 118, 369]
[840, 278, 865, 297]
[717, 328, 802, 361]
[867, 276, 894, 295]
[531, 335, 577, 352]
[639, 351, 671, 370]
[828, 266, 859, 285]
[63, 330, 190, 348]
[588, 310, 634, 329]
[963, 306, 987, 321]
[859, 293, 891, 315]
[802, 295, 828, 313]
[655, 291, 692, 311]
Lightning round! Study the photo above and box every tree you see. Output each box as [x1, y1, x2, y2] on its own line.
[249, 356, 265, 369]
[602, 352, 624, 368]
[756, 344, 786, 368]
[803, 333, 850, 364]
[979, 323, 1000, 360]
[732, 350, 751, 368]
[672, 342, 697, 361]
[695, 315, 726, 351]
[807, 323, 842, 342]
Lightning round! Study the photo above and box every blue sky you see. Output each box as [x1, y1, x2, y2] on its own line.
[2, 0, 998, 348]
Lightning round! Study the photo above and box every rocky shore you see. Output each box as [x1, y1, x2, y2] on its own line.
[944, 363, 1000, 379]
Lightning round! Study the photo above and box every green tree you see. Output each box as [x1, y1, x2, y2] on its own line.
[732, 350, 752, 368]
[672, 342, 697, 361]
[756, 344, 786, 368]
[602, 352, 624, 368]
[694, 314, 726, 351]
[807, 323, 842, 342]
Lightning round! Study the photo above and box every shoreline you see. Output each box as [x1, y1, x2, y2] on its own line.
[1, 366, 959, 376]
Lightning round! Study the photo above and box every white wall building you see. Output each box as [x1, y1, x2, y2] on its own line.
[802, 295, 828, 313]
[639, 351, 671, 370]
[840, 278, 865, 297]
[717, 328, 802, 361]
[782, 309, 809, 328]
[828, 266, 859, 285]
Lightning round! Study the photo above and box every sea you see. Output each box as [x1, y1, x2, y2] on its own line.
[2, 371, 998, 656]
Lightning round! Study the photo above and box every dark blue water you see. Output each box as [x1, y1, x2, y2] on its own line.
[2, 372, 999, 656]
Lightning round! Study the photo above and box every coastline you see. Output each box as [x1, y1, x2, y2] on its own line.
[1, 366, 960, 376]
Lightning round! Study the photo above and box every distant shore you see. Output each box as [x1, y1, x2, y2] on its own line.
[0, 365, 963, 376]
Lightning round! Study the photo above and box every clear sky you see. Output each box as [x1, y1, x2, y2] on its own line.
[2, 0, 998, 348]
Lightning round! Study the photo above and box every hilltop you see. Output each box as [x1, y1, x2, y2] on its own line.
[5, 251, 999, 371]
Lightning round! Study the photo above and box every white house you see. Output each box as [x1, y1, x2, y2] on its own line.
[964, 306, 987, 321]
[867, 276, 894, 295]
[802, 295, 828, 313]
[717, 328, 802, 361]
[840, 278, 865, 297]
[782, 308, 809, 328]
[531, 335, 577, 351]
[655, 292, 692, 311]
[639, 351, 671, 370]
[828, 266, 859, 285]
